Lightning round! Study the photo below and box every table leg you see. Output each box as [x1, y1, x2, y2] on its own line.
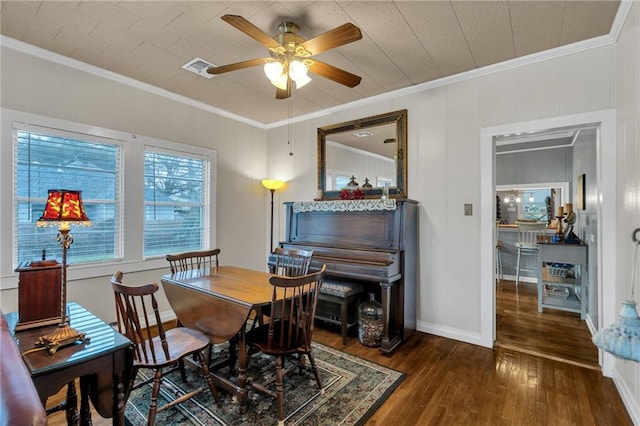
[66, 381, 79, 426]
[113, 371, 126, 426]
[237, 327, 248, 413]
[79, 376, 92, 426]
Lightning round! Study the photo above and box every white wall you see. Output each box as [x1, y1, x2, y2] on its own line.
[612, 1, 640, 422]
[0, 45, 268, 322]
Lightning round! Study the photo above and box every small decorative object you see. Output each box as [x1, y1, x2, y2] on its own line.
[362, 177, 372, 189]
[563, 202, 579, 242]
[36, 189, 91, 354]
[381, 182, 389, 200]
[592, 228, 640, 362]
[339, 175, 364, 200]
[358, 293, 383, 347]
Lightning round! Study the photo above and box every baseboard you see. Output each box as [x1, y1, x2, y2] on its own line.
[613, 368, 640, 425]
[500, 274, 537, 284]
[416, 320, 487, 347]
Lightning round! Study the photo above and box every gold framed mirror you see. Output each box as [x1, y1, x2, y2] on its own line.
[317, 109, 407, 200]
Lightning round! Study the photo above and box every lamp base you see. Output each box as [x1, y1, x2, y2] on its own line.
[36, 323, 90, 354]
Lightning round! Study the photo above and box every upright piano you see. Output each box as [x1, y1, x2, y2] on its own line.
[278, 199, 418, 354]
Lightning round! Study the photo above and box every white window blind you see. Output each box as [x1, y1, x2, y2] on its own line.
[143, 149, 209, 256]
[14, 126, 121, 265]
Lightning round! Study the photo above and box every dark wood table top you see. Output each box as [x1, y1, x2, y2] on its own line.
[5, 302, 131, 377]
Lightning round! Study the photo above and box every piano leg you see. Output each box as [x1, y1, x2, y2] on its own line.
[379, 282, 403, 355]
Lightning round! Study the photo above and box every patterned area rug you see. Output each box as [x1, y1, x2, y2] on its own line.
[125, 342, 404, 425]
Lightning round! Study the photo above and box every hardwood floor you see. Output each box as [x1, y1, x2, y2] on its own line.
[47, 288, 631, 425]
[496, 279, 599, 369]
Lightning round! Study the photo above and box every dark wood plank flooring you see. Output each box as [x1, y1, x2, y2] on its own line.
[496, 279, 599, 369]
[47, 286, 630, 425]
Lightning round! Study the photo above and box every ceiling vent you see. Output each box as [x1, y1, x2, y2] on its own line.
[182, 57, 216, 79]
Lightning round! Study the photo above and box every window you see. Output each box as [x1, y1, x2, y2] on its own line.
[144, 150, 208, 256]
[8, 110, 216, 276]
[15, 128, 120, 265]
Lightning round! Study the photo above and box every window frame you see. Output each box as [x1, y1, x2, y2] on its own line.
[2, 108, 217, 288]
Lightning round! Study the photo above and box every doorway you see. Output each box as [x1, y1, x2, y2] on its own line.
[479, 110, 617, 374]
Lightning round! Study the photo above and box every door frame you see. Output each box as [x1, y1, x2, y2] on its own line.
[479, 109, 617, 375]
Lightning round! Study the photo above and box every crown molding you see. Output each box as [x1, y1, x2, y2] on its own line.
[0, 35, 265, 129]
[1, 0, 632, 131]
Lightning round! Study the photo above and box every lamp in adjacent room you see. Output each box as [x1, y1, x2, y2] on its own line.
[262, 180, 285, 250]
[592, 228, 640, 362]
[36, 189, 91, 354]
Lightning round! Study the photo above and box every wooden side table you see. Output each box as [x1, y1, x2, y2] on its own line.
[5, 303, 133, 425]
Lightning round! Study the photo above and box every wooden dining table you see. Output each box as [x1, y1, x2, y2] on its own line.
[160, 265, 277, 413]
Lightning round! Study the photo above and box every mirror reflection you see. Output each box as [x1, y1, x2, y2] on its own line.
[325, 122, 396, 190]
[496, 183, 568, 224]
[318, 109, 407, 199]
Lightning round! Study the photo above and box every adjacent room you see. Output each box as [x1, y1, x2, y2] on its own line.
[1, 1, 639, 425]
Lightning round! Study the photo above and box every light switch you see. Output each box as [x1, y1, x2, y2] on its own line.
[464, 203, 472, 216]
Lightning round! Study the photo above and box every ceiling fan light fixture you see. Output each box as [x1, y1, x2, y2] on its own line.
[264, 61, 284, 81]
[288, 60, 308, 80]
[271, 73, 288, 90]
[294, 74, 312, 89]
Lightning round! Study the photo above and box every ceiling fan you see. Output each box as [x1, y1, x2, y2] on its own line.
[207, 15, 363, 99]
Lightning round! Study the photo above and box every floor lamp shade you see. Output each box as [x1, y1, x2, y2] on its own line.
[35, 189, 91, 354]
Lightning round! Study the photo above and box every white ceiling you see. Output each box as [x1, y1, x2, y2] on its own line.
[0, 1, 622, 125]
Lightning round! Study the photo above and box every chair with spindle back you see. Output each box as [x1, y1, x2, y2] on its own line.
[515, 221, 547, 286]
[111, 271, 220, 425]
[165, 248, 220, 274]
[245, 265, 326, 426]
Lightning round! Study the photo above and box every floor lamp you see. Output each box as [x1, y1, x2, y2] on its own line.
[36, 189, 91, 354]
[262, 179, 285, 250]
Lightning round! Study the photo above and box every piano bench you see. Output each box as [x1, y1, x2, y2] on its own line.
[316, 279, 364, 345]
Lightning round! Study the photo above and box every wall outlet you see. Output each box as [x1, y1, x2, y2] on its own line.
[464, 203, 473, 216]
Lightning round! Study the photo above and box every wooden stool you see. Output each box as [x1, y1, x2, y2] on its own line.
[315, 279, 363, 345]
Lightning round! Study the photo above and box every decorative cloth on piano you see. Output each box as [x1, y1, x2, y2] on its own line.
[293, 199, 397, 213]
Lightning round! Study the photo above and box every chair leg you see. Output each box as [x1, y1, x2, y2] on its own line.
[198, 350, 221, 405]
[340, 301, 348, 345]
[307, 352, 323, 392]
[275, 355, 284, 426]
[148, 369, 163, 425]
[515, 248, 521, 287]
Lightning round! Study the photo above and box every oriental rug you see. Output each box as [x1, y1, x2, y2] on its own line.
[125, 342, 404, 425]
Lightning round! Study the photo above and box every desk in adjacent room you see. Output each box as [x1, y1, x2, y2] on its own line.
[5, 302, 133, 425]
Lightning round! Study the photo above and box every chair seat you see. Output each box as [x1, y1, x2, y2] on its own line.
[516, 242, 539, 250]
[320, 279, 363, 297]
[134, 327, 211, 368]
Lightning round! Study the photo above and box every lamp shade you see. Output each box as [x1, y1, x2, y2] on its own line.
[264, 61, 284, 81]
[262, 180, 285, 191]
[288, 60, 308, 81]
[37, 189, 91, 228]
[592, 300, 640, 362]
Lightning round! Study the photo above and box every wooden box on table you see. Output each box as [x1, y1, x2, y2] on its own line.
[14, 260, 62, 331]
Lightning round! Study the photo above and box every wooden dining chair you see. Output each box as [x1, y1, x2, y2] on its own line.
[110, 271, 220, 425]
[269, 247, 314, 277]
[245, 265, 326, 426]
[166, 248, 220, 273]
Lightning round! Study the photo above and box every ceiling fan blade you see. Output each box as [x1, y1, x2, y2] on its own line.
[275, 77, 292, 99]
[221, 15, 281, 49]
[308, 60, 361, 88]
[300, 23, 362, 55]
[207, 58, 269, 75]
